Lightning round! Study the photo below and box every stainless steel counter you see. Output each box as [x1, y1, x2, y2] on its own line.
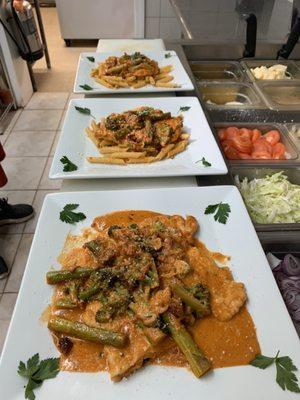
[165, 41, 300, 246]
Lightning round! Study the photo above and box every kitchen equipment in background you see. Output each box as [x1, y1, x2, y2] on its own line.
[0, 0, 51, 92]
[5, 0, 43, 62]
[170, 0, 293, 45]
[0, 48, 15, 133]
[56, 0, 145, 46]
[277, 11, 300, 59]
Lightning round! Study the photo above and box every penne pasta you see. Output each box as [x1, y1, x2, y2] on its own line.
[95, 77, 114, 88]
[99, 146, 128, 154]
[131, 80, 146, 89]
[86, 106, 189, 166]
[87, 156, 126, 165]
[109, 151, 146, 159]
[90, 53, 178, 90]
[159, 65, 172, 73]
[167, 140, 188, 158]
[155, 82, 180, 88]
[155, 75, 174, 84]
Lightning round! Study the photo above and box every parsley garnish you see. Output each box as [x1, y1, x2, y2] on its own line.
[165, 52, 172, 58]
[60, 156, 78, 172]
[60, 204, 86, 224]
[18, 353, 60, 400]
[250, 351, 300, 393]
[74, 106, 95, 119]
[204, 202, 231, 224]
[196, 157, 211, 167]
[86, 56, 95, 62]
[178, 106, 191, 113]
[79, 84, 93, 91]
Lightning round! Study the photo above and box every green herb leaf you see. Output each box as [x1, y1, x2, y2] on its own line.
[74, 106, 95, 119]
[87, 56, 95, 62]
[250, 354, 276, 369]
[250, 352, 300, 393]
[18, 353, 40, 378]
[25, 378, 41, 400]
[60, 156, 78, 172]
[33, 358, 60, 381]
[204, 202, 231, 224]
[79, 84, 93, 91]
[60, 204, 86, 224]
[18, 354, 60, 400]
[276, 357, 300, 393]
[165, 52, 172, 58]
[178, 106, 191, 113]
[195, 157, 211, 167]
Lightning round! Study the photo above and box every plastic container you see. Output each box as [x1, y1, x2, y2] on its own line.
[286, 124, 300, 150]
[197, 82, 263, 109]
[254, 81, 300, 110]
[241, 60, 300, 82]
[190, 61, 246, 82]
[215, 122, 299, 163]
[230, 166, 300, 231]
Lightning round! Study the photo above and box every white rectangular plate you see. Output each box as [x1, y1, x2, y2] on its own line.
[0, 186, 299, 400]
[50, 97, 227, 179]
[74, 51, 194, 94]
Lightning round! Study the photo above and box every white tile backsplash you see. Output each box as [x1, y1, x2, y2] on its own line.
[160, 0, 176, 17]
[159, 17, 182, 39]
[145, 17, 160, 38]
[146, 0, 161, 17]
[145, 0, 182, 39]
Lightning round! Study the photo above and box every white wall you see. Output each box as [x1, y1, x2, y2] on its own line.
[145, 0, 183, 39]
[145, 0, 293, 43]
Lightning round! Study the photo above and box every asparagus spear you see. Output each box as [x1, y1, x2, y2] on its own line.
[46, 268, 94, 284]
[54, 299, 77, 309]
[162, 312, 211, 378]
[48, 317, 126, 348]
[172, 284, 210, 316]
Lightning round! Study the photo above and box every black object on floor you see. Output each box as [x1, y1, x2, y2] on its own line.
[0, 198, 34, 225]
[0, 256, 8, 279]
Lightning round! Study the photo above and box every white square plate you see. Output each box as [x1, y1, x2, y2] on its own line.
[49, 97, 227, 179]
[0, 186, 299, 400]
[74, 51, 194, 94]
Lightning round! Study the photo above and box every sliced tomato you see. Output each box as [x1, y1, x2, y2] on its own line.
[231, 135, 252, 154]
[264, 130, 280, 146]
[224, 145, 240, 159]
[218, 129, 227, 141]
[253, 138, 273, 154]
[239, 128, 252, 140]
[272, 142, 286, 159]
[237, 152, 253, 159]
[251, 129, 262, 142]
[225, 126, 239, 140]
[251, 151, 272, 159]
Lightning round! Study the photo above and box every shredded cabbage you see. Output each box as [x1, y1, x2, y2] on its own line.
[234, 171, 300, 224]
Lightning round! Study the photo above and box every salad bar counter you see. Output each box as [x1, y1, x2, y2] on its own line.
[168, 43, 300, 244]
[172, 42, 300, 337]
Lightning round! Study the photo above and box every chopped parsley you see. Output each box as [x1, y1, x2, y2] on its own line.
[17, 353, 60, 400]
[250, 351, 300, 393]
[60, 204, 86, 224]
[86, 56, 95, 62]
[79, 84, 93, 91]
[74, 106, 95, 119]
[60, 156, 78, 172]
[204, 202, 231, 224]
[178, 106, 191, 113]
[196, 157, 211, 167]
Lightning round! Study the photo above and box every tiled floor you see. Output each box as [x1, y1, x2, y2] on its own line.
[0, 92, 75, 353]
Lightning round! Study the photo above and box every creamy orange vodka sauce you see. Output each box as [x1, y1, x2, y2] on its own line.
[47, 210, 260, 376]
